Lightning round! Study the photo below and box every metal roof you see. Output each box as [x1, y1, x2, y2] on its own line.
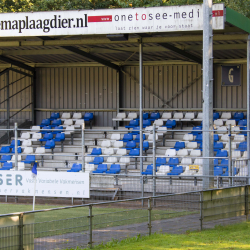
[0, 7, 248, 70]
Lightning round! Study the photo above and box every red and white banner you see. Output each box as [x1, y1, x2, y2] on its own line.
[0, 4, 224, 37]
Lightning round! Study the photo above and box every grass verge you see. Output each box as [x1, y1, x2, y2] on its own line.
[0, 203, 196, 238]
[69, 221, 250, 250]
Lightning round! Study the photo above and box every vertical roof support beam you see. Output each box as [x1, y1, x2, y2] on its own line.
[139, 43, 144, 203]
[6, 70, 10, 144]
[247, 35, 250, 184]
[203, 0, 214, 189]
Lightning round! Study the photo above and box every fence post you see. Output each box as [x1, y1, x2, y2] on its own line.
[245, 185, 249, 221]
[15, 123, 18, 170]
[19, 213, 24, 250]
[88, 205, 93, 249]
[141, 175, 144, 207]
[228, 124, 232, 186]
[200, 191, 203, 231]
[148, 198, 152, 236]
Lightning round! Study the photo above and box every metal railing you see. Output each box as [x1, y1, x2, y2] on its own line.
[0, 185, 249, 250]
[0, 124, 249, 200]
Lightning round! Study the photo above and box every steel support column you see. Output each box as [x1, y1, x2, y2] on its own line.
[31, 71, 36, 125]
[203, 0, 214, 189]
[117, 70, 120, 115]
[247, 35, 250, 184]
[82, 122, 85, 172]
[153, 124, 156, 198]
[6, 70, 10, 144]
[139, 44, 143, 174]
[139, 43, 144, 203]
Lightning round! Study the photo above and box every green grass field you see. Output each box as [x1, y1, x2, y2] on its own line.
[0, 203, 196, 238]
[73, 221, 250, 250]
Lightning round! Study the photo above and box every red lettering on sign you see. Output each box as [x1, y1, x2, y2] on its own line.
[212, 10, 224, 17]
[88, 15, 112, 22]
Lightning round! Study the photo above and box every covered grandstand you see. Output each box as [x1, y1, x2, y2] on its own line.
[0, 3, 250, 200]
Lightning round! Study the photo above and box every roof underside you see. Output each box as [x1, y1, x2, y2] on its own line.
[0, 8, 248, 70]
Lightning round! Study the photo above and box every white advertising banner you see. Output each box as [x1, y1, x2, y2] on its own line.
[0, 4, 224, 37]
[0, 171, 90, 198]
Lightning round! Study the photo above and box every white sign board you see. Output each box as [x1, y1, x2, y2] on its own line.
[0, 171, 90, 198]
[0, 4, 224, 37]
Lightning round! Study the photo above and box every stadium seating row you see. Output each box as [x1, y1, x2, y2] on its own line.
[113, 112, 246, 123]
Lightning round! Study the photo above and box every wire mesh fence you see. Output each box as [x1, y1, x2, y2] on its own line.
[0, 185, 249, 250]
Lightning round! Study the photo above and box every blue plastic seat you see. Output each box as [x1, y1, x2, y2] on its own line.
[142, 141, 149, 151]
[135, 113, 149, 121]
[0, 162, 13, 170]
[214, 142, 223, 152]
[40, 133, 53, 142]
[222, 168, 237, 176]
[220, 159, 229, 169]
[10, 140, 21, 148]
[164, 120, 176, 129]
[238, 119, 247, 127]
[167, 166, 183, 176]
[89, 157, 104, 165]
[22, 155, 35, 164]
[41, 126, 52, 134]
[233, 112, 244, 122]
[88, 148, 102, 156]
[54, 133, 65, 142]
[125, 119, 139, 128]
[124, 141, 136, 150]
[191, 126, 202, 135]
[121, 133, 133, 142]
[45, 140, 55, 149]
[216, 150, 228, 158]
[214, 134, 219, 142]
[195, 134, 202, 142]
[132, 126, 140, 135]
[40, 119, 51, 127]
[238, 141, 247, 152]
[142, 165, 153, 175]
[214, 159, 219, 166]
[148, 112, 160, 122]
[49, 112, 60, 121]
[128, 148, 140, 156]
[173, 141, 185, 150]
[92, 164, 107, 173]
[168, 158, 179, 166]
[135, 134, 146, 142]
[214, 166, 223, 176]
[156, 157, 167, 166]
[67, 163, 82, 172]
[11, 147, 22, 154]
[143, 119, 151, 128]
[0, 146, 11, 154]
[0, 155, 11, 163]
[106, 164, 121, 174]
[143, 113, 149, 120]
[195, 134, 218, 142]
[240, 127, 247, 136]
[52, 126, 63, 134]
[213, 112, 220, 120]
[51, 119, 62, 127]
[84, 113, 94, 121]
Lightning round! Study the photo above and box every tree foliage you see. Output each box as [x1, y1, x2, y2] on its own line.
[1, 0, 250, 18]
